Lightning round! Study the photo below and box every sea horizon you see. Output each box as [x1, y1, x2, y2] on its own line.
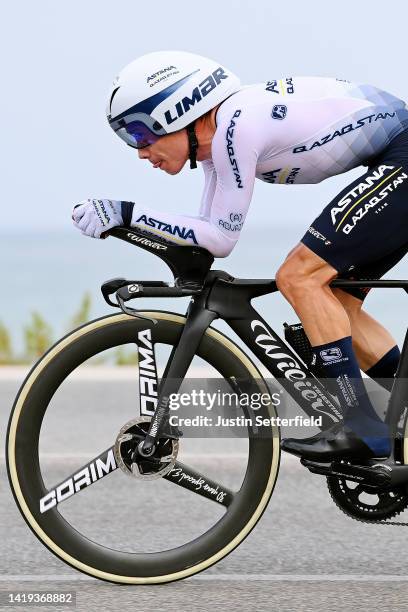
[2, 225, 408, 354]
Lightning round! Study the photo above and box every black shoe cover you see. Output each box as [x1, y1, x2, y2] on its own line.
[280, 422, 381, 461]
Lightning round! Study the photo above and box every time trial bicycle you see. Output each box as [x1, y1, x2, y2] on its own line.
[7, 226, 408, 584]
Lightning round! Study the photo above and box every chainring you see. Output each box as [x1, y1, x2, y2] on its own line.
[327, 461, 408, 523]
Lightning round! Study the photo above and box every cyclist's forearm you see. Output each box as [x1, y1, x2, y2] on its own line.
[128, 205, 237, 257]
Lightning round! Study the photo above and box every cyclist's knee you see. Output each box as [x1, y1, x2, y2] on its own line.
[276, 268, 319, 303]
[276, 261, 321, 303]
[276, 244, 336, 299]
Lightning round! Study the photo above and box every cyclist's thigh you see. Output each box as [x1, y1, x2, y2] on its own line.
[337, 242, 408, 301]
[301, 163, 408, 300]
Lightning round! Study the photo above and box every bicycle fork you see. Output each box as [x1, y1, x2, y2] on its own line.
[139, 295, 217, 457]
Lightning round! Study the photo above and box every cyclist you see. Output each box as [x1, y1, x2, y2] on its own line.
[73, 51, 408, 460]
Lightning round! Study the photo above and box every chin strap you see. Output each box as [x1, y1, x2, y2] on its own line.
[186, 121, 198, 169]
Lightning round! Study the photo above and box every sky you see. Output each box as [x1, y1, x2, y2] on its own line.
[2, 0, 408, 233]
[2, 0, 408, 351]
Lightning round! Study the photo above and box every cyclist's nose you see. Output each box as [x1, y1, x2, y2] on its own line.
[138, 149, 150, 160]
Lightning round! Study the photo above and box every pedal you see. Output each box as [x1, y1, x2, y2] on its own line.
[300, 458, 333, 476]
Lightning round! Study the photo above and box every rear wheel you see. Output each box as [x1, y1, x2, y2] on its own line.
[7, 311, 280, 584]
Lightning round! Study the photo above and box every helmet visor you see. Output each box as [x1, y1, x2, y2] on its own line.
[114, 120, 162, 149]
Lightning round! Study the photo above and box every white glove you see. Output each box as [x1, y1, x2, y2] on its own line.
[72, 199, 124, 238]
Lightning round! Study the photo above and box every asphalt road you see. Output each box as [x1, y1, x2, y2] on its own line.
[2, 374, 408, 612]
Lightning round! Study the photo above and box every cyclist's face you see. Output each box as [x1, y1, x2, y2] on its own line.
[137, 129, 189, 175]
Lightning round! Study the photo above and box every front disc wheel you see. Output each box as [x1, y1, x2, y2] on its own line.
[7, 312, 280, 584]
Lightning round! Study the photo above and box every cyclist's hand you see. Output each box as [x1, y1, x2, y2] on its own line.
[72, 199, 123, 238]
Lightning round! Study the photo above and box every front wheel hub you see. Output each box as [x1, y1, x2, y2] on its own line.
[114, 417, 178, 480]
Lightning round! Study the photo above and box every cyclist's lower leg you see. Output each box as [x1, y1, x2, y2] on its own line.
[332, 288, 400, 391]
[276, 243, 390, 456]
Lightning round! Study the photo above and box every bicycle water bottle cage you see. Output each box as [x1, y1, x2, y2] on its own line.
[107, 226, 214, 289]
[284, 322, 314, 367]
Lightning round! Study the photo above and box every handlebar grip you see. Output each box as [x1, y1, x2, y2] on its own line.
[138, 287, 187, 297]
[116, 284, 192, 301]
[102, 226, 123, 237]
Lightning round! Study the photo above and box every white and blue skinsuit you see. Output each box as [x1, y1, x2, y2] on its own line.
[129, 76, 408, 272]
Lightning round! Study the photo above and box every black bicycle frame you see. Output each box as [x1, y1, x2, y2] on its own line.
[131, 272, 408, 461]
[105, 228, 408, 461]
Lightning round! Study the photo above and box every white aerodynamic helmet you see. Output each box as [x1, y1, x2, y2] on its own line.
[107, 50, 241, 167]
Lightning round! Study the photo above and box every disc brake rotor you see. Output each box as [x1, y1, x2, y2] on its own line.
[114, 417, 179, 480]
